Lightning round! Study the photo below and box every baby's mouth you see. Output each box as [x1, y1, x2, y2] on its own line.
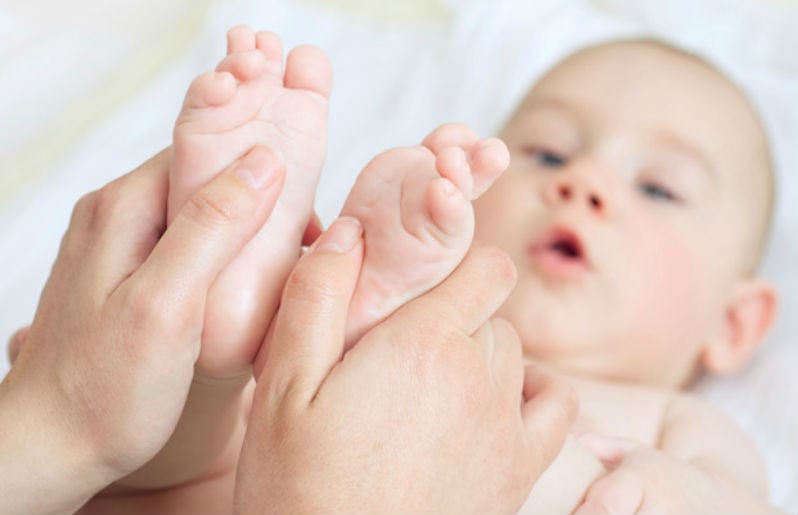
[549, 236, 583, 260]
[528, 227, 591, 278]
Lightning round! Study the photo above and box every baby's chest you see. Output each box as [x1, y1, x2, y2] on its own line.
[570, 383, 670, 446]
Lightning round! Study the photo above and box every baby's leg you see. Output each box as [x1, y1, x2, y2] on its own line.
[341, 124, 509, 345]
[170, 25, 332, 377]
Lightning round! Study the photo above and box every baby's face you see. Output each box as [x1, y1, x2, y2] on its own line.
[474, 42, 770, 387]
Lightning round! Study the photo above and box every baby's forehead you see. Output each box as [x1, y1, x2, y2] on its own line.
[524, 41, 736, 109]
[516, 41, 765, 158]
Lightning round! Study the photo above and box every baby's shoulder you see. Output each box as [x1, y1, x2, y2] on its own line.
[661, 390, 736, 433]
[659, 391, 768, 495]
[570, 378, 673, 444]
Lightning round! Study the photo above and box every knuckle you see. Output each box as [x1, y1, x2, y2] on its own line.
[183, 188, 241, 230]
[403, 323, 458, 378]
[283, 263, 339, 306]
[59, 191, 101, 260]
[65, 174, 137, 249]
[70, 182, 128, 237]
[92, 181, 127, 221]
[122, 282, 186, 336]
[71, 190, 100, 223]
[69, 190, 103, 235]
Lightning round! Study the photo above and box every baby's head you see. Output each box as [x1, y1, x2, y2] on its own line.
[474, 39, 777, 388]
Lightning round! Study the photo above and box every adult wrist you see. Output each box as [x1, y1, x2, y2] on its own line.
[0, 376, 116, 514]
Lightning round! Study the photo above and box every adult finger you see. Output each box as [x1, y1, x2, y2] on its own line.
[389, 242, 517, 337]
[484, 318, 524, 399]
[572, 468, 644, 515]
[6, 326, 30, 365]
[577, 433, 640, 467]
[260, 217, 364, 406]
[131, 145, 285, 309]
[55, 149, 171, 296]
[80, 148, 172, 295]
[522, 366, 578, 472]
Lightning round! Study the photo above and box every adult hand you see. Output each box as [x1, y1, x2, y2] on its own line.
[0, 145, 285, 515]
[235, 225, 577, 514]
[573, 434, 785, 515]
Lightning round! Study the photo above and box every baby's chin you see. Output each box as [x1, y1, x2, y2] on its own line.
[517, 331, 591, 369]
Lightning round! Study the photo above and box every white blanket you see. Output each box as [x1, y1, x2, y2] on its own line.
[1, 0, 796, 509]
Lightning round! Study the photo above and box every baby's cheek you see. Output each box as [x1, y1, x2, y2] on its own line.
[638, 236, 705, 336]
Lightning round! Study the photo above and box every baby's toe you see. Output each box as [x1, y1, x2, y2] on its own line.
[226, 25, 257, 54]
[215, 49, 268, 82]
[469, 137, 510, 198]
[422, 123, 479, 155]
[426, 177, 471, 240]
[435, 146, 474, 198]
[255, 31, 284, 76]
[183, 71, 237, 110]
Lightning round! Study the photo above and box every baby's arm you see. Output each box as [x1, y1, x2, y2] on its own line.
[574, 393, 782, 514]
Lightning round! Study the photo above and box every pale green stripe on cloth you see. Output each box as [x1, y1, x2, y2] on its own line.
[300, 0, 448, 23]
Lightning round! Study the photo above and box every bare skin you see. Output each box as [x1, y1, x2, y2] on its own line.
[169, 25, 332, 377]
[473, 40, 780, 514]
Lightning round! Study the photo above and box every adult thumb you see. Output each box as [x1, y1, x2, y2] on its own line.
[133, 145, 285, 311]
[257, 217, 364, 407]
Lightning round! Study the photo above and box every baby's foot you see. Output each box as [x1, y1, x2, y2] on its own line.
[341, 123, 510, 345]
[169, 26, 332, 377]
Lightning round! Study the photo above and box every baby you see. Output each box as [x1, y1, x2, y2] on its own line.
[80, 31, 779, 515]
[474, 40, 778, 513]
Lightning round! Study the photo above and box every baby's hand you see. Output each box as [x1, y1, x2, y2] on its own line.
[573, 434, 783, 515]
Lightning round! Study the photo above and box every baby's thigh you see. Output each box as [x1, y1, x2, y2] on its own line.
[518, 435, 606, 514]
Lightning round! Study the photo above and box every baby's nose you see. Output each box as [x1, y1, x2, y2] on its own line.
[546, 177, 607, 216]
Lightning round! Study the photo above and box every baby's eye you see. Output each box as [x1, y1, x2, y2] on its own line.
[526, 148, 567, 169]
[638, 181, 678, 203]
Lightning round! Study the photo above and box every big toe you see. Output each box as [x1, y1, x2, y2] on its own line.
[284, 45, 333, 98]
[183, 71, 237, 109]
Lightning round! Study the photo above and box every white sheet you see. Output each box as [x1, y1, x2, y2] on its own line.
[1, 0, 795, 509]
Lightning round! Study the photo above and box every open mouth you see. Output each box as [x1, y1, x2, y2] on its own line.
[549, 235, 583, 260]
[529, 227, 591, 277]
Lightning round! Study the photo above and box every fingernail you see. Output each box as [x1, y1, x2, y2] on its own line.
[316, 217, 362, 253]
[235, 149, 282, 190]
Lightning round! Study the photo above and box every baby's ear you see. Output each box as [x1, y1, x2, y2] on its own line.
[701, 278, 778, 375]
